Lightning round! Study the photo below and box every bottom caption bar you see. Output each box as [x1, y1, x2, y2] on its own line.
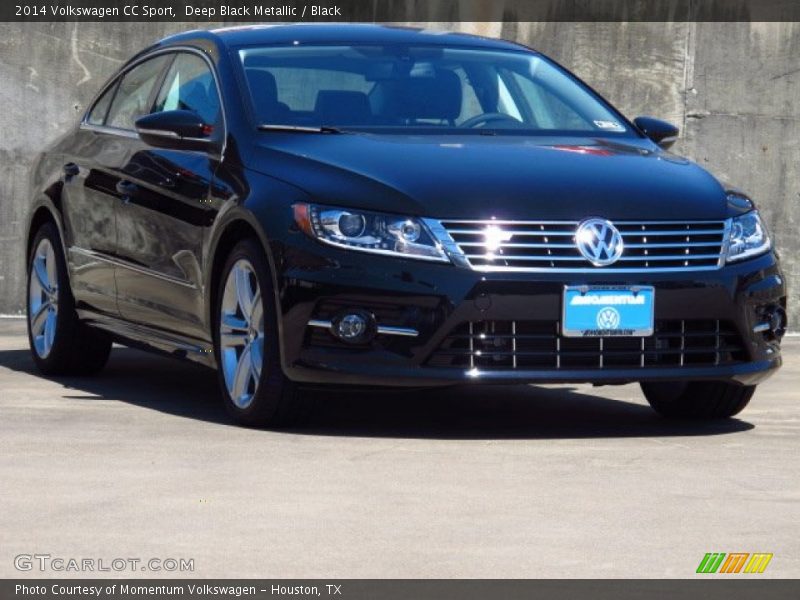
[3, 580, 800, 600]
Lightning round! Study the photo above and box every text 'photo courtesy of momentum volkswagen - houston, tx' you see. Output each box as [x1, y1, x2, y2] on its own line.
[25, 24, 786, 427]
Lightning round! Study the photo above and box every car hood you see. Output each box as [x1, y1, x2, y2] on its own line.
[248, 133, 731, 220]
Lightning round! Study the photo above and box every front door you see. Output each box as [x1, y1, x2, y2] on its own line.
[112, 51, 223, 341]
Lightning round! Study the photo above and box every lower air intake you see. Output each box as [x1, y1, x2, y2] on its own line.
[427, 320, 747, 369]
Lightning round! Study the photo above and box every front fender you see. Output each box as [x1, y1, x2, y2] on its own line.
[203, 166, 311, 370]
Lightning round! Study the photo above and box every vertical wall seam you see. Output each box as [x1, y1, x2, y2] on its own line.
[681, 11, 697, 144]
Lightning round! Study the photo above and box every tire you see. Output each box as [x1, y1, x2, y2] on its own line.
[26, 222, 112, 375]
[214, 237, 311, 427]
[640, 380, 755, 419]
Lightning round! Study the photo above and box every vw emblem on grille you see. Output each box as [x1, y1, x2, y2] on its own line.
[596, 307, 621, 330]
[575, 218, 624, 266]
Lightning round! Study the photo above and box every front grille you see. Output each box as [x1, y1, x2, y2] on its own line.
[437, 220, 728, 271]
[427, 320, 747, 370]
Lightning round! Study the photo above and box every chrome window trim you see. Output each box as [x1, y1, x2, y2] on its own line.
[79, 46, 228, 157]
[425, 217, 733, 273]
[80, 123, 140, 139]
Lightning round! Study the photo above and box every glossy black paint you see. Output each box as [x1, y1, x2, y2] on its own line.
[27, 24, 785, 387]
[248, 133, 728, 219]
[632, 116, 680, 149]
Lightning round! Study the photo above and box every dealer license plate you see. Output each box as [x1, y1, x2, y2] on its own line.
[562, 286, 655, 337]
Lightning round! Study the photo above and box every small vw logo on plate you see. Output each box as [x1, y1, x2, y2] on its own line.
[597, 307, 621, 330]
[575, 218, 624, 266]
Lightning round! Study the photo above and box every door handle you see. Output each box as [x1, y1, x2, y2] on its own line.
[115, 180, 138, 203]
[63, 163, 80, 178]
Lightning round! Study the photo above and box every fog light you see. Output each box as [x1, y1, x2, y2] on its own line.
[770, 306, 787, 339]
[754, 305, 787, 340]
[331, 310, 376, 344]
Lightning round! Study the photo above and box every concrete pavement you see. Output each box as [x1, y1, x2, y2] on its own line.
[0, 318, 798, 578]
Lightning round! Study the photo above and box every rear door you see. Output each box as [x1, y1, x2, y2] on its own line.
[62, 54, 171, 317]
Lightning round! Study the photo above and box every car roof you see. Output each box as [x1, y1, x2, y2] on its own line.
[158, 23, 532, 53]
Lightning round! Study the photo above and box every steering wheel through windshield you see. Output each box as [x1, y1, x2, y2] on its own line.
[459, 112, 523, 129]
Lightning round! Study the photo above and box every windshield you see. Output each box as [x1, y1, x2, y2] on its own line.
[238, 44, 634, 136]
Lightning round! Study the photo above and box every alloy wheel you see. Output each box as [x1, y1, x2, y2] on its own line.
[28, 238, 59, 359]
[219, 259, 265, 409]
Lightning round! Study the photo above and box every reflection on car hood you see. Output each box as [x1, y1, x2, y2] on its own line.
[249, 133, 729, 220]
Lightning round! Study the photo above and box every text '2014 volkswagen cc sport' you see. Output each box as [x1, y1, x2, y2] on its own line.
[26, 24, 787, 426]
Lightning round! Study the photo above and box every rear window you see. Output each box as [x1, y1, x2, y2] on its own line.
[269, 67, 372, 112]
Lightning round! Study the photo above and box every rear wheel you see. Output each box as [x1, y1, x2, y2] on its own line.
[214, 238, 310, 427]
[640, 380, 755, 419]
[26, 222, 111, 375]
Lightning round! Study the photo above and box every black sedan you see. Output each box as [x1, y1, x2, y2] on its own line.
[26, 24, 786, 426]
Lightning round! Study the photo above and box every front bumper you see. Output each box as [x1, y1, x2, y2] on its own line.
[275, 239, 786, 388]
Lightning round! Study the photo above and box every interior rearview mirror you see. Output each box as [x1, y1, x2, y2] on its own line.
[135, 110, 213, 150]
[633, 116, 679, 150]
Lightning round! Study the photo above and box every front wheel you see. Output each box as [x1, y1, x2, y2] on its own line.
[214, 238, 310, 427]
[640, 380, 755, 419]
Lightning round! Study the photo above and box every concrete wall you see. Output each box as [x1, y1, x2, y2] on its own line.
[0, 22, 797, 328]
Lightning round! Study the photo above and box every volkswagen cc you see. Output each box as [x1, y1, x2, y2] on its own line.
[26, 24, 787, 426]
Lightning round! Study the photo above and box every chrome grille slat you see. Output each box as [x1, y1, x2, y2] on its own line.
[616, 228, 723, 236]
[434, 219, 729, 272]
[446, 229, 577, 236]
[616, 254, 721, 261]
[427, 320, 747, 370]
[441, 219, 725, 225]
[466, 254, 588, 261]
[457, 242, 577, 248]
[624, 241, 721, 248]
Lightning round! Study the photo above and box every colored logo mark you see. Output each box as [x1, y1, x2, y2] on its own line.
[696, 553, 773, 574]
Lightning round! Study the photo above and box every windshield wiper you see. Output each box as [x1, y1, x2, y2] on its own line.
[257, 124, 345, 134]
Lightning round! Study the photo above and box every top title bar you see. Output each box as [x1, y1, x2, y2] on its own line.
[2, 0, 800, 22]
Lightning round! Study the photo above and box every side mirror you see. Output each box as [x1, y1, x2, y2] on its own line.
[135, 110, 213, 151]
[633, 116, 679, 150]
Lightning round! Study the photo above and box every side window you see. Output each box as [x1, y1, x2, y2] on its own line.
[106, 55, 170, 130]
[153, 53, 221, 126]
[87, 81, 117, 125]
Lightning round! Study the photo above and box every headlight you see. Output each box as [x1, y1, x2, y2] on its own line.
[725, 210, 771, 263]
[293, 203, 449, 263]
